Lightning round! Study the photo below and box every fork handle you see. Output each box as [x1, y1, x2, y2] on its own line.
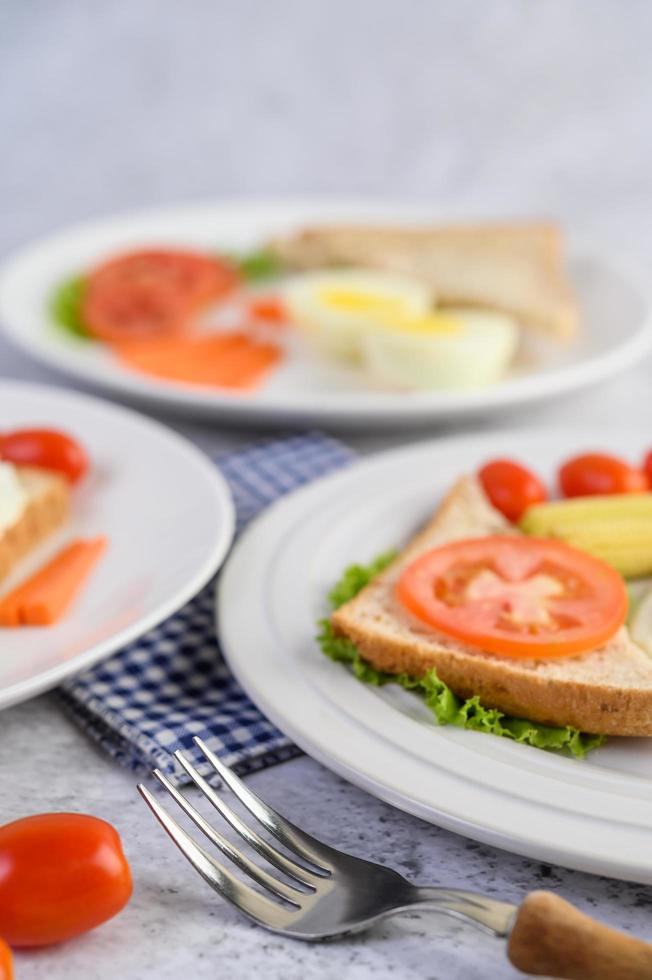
[507, 890, 652, 979]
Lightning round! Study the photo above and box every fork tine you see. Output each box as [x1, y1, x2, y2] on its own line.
[173, 750, 319, 888]
[194, 738, 333, 872]
[152, 769, 304, 904]
[138, 784, 297, 931]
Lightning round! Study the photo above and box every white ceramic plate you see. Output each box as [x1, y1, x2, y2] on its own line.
[0, 381, 234, 709]
[1, 199, 650, 428]
[219, 429, 652, 883]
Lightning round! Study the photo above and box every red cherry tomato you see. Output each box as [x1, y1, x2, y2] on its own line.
[0, 429, 88, 483]
[478, 459, 548, 522]
[643, 451, 652, 486]
[0, 939, 13, 980]
[559, 453, 649, 498]
[247, 296, 287, 324]
[83, 250, 238, 342]
[396, 536, 627, 659]
[0, 813, 132, 947]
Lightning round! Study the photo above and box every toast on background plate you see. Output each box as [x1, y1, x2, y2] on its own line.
[0, 465, 69, 582]
[331, 475, 652, 736]
[269, 222, 579, 342]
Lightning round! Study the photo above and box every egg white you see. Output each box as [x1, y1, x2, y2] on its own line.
[283, 269, 433, 363]
[362, 308, 519, 389]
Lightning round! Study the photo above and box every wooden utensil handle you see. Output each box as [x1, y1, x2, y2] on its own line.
[508, 890, 652, 979]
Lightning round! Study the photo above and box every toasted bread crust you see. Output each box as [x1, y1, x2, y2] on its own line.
[335, 613, 652, 736]
[0, 468, 69, 581]
[331, 476, 652, 736]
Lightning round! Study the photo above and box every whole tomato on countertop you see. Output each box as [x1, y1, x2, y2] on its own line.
[0, 813, 132, 947]
[559, 453, 649, 498]
[0, 429, 88, 483]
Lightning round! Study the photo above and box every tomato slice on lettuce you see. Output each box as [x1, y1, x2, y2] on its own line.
[396, 536, 627, 659]
[82, 249, 238, 342]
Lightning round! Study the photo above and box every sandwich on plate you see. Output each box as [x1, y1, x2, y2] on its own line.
[0, 428, 105, 627]
[0, 459, 70, 582]
[320, 450, 652, 757]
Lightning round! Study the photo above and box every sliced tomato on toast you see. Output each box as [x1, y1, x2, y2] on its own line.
[396, 535, 627, 659]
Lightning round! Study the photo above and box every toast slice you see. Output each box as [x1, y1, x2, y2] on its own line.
[331, 476, 652, 736]
[270, 222, 578, 342]
[0, 466, 69, 583]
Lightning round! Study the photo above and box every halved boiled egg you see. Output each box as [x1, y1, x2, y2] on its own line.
[283, 270, 433, 362]
[362, 308, 518, 389]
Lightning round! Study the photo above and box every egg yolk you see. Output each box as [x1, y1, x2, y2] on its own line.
[382, 312, 462, 335]
[318, 287, 415, 314]
[317, 287, 461, 334]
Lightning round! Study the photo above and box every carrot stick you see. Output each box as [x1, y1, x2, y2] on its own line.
[114, 333, 281, 389]
[0, 537, 107, 627]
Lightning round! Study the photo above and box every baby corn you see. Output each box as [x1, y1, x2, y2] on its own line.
[520, 494, 652, 577]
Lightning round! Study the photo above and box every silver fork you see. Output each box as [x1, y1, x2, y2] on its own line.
[138, 737, 652, 979]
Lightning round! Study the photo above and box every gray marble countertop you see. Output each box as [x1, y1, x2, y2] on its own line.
[3, 2, 652, 977]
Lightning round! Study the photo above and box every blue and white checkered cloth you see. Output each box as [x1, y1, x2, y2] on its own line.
[56, 433, 354, 783]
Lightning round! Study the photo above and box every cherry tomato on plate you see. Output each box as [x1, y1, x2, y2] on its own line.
[0, 813, 132, 947]
[478, 459, 548, 522]
[643, 451, 652, 486]
[0, 939, 13, 980]
[82, 249, 238, 342]
[247, 295, 288, 324]
[0, 429, 88, 483]
[396, 536, 627, 659]
[559, 453, 649, 498]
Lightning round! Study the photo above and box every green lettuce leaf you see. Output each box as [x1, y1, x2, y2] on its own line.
[50, 276, 90, 340]
[327, 550, 397, 608]
[228, 248, 282, 283]
[318, 555, 606, 759]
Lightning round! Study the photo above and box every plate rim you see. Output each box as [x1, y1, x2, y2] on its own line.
[1, 196, 651, 427]
[217, 427, 652, 883]
[0, 379, 235, 709]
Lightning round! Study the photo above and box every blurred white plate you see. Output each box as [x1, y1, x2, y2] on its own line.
[0, 381, 234, 709]
[219, 429, 652, 883]
[0, 199, 650, 428]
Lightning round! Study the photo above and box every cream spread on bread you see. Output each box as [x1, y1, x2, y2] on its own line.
[0, 463, 27, 534]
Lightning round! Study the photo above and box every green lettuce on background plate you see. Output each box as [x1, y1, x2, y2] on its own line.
[50, 276, 90, 339]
